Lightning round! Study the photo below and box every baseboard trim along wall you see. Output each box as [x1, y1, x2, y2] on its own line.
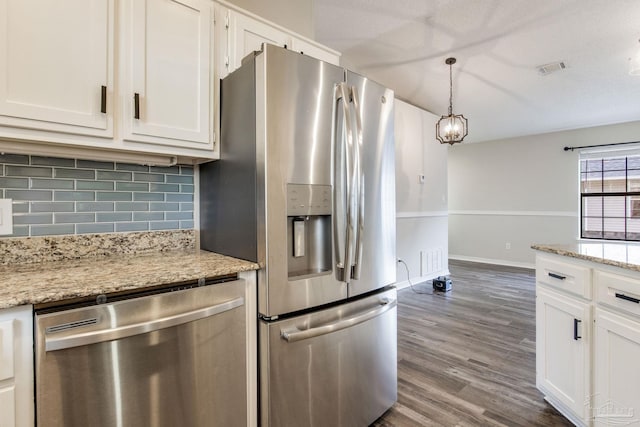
[448, 254, 535, 270]
[395, 269, 450, 291]
[448, 210, 576, 217]
[397, 211, 448, 219]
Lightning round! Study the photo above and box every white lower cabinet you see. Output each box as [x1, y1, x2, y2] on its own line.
[0, 305, 33, 427]
[593, 308, 640, 426]
[536, 286, 591, 425]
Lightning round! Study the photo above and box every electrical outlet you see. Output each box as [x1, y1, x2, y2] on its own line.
[505, 242, 511, 250]
[418, 174, 425, 184]
[0, 199, 13, 235]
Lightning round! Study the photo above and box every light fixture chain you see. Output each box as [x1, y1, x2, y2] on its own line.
[448, 61, 453, 116]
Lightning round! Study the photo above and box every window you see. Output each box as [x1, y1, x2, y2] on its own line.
[580, 154, 640, 241]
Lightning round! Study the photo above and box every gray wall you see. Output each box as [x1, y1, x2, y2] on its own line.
[0, 154, 194, 237]
[448, 120, 640, 267]
[395, 100, 449, 288]
[225, 0, 313, 38]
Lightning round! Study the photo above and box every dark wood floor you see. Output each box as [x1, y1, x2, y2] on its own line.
[372, 260, 573, 427]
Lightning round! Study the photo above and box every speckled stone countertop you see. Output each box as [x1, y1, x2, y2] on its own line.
[0, 249, 259, 309]
[532, 242, 640, 273]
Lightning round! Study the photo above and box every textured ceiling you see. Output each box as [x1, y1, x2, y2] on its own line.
[313, 0, 640, 143]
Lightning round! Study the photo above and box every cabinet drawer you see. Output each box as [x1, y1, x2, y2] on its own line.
[595, 270, 640, 319]
[536, 255, 591, 299]
[0, 320, 14, 381]
[0, 386, 15, 427]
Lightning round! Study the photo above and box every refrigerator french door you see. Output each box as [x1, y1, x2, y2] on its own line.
[200, 44, 397, 426]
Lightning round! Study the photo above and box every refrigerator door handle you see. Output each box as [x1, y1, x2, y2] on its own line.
[280, 298, 397, 343]
[350, 85, 364, 280]
[333, 82, 355, 282]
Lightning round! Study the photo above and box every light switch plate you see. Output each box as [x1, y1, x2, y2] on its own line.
[0, 199, 13, 235]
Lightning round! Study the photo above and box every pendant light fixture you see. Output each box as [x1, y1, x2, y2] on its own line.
[436, 57, 468, 145]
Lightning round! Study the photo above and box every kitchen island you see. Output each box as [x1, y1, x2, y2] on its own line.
[533, 242, 640, 427]
[0, 230, 259, 427]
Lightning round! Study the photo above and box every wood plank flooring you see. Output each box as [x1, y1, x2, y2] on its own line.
[372, 260, 573, 427]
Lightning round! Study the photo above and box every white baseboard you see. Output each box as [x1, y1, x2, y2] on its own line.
[448, 254, 535, 270]
[395, 269, 450, 291]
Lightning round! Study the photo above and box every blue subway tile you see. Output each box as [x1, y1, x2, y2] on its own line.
[133, 173, 164, 183]
[76, 180, 114, 191]
[166, 175, 193, 184]
[77, 223, 115, 234]
[166, 211, 192, 221]
[150, 202, 179, 211]
[180, 220, 194, 229]
[54, 191, 95, 201]
[116, 222, 149, 232]
[77, 160, 114, 170]
[11, 202, 29, 214]
[96, 192, 133, 202]
[0, 177, 29, 189]
[76, 202, 114, 212]
[133, 192, 164, 201]
[31, 178, 74, 190]
[31, 224, 75, 236]
[31, 156, 75, 167]
[115, 202, 149, 212]
[54, 168, 95, 179]
[13, 213, 53, 225]
[133, 212, 164, 221]
[31, 202, 74, 213]
[10, 226, 30, 237]
[96, 212, 132, 222]
[180, 166, 194, 176]
[6, 166, 52, 178]
[54, 213, 95, 223]
[6, 189, 53, 201]
[180, 184, 194, 194]
[150, 221, 180, 230]
[116, 182, 149, 191]
[0, 154, 29, 165]
[166, 193, 193, 202]
[180, 203, 194, 212]
[150, 166, 180, 174]
[116, 163, 148, 172]
[97, 171, 132, 181]
[149, 183, 179, 192]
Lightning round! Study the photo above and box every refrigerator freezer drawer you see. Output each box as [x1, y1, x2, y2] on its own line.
[259, 288, 397, 426]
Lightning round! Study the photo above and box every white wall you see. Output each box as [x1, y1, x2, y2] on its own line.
[448, 120, 640, 268]
[225, 0, 313, 38]
[395, 100, 449, 288]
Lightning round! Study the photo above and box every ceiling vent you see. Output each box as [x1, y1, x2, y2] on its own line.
[536, 61, 567, 76]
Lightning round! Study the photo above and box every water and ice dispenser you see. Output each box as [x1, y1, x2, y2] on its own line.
[286, 184, 332, 279]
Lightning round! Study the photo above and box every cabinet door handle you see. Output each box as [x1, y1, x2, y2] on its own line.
[134, 93, 140, 119]
[573, 318, 582, 340]
[100, 85, 107, 114]
[548, 272, 566, 280]
[615, 292, 640, 304]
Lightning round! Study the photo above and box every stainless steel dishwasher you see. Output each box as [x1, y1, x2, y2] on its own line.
[34, 277, 247, 427]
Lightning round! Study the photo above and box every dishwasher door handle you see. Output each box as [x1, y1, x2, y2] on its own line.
[281, 298, 397, 343]
[45, 297, 245, 352]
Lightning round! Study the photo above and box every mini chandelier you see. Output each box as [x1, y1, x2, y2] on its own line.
[436, 57, 468, 145]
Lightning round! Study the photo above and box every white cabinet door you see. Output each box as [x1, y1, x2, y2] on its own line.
[0, 387, 15, 427]
[594, 308, 640, 426]
[0, 0, 114, 136]
[121, 0, 213, 148]
[229, 11, 291, 71]
[290, 38, 340, 66]
[536, 287, 591, 423]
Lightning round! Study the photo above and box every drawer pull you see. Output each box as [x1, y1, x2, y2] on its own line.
[548, 272, 567, 280]
[134, 93, 140, 119]
[615, 293, 640, 304]
[100, 85, 107, 114]
[573, 318, 582, 340]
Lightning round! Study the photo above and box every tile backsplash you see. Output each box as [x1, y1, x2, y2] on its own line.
[0, 154, 194, 237]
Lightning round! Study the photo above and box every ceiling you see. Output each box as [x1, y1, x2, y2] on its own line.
[312, 0, 640, 143]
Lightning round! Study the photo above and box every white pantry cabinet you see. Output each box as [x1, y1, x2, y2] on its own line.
[0, 0, 114, 138]
[119, 0, 213, 149]
[0, 305, 34, 427]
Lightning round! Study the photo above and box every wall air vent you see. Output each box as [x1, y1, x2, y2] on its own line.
[536, 61, 567, 76]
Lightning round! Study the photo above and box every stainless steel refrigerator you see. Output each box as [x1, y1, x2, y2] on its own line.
[200, 44, 397, 426]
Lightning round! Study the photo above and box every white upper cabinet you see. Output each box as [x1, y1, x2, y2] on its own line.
[291, 38, 340, 66]
[0, 0, 114, 137]
[120, 0, 213, 149]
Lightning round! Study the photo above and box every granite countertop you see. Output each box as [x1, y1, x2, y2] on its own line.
[532, 242, 640, 273]
[0, 250, 259, 309]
